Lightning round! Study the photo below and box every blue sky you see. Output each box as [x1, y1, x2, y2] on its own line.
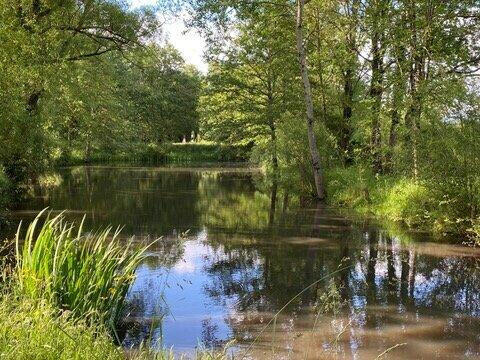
[129, 0, 208, 72]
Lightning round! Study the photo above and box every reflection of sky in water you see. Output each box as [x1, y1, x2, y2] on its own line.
[124, 229, 241, 353]
[123, 227, 480, 358]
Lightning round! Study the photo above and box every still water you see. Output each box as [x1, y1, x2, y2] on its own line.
[4, 165, 480, 359]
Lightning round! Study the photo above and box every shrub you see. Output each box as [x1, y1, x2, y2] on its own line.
[325, 166, 435, 228]
[325, 166, 375, 210]
[0, 168, 10, 209]
[377, 179, 433, 227]
[0, 167, 14, 215]
[166, 143, 250, 163]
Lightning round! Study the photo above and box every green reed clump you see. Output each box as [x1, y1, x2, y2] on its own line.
[15, 211, 152, 330]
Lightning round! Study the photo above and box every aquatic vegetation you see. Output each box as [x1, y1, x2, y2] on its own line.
[15, 211, 154, 331]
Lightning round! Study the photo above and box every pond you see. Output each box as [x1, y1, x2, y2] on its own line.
[4, 165, 480, 359]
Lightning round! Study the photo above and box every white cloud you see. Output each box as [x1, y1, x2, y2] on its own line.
[129, 0, 208, 73]
[129, 0, 157, 8]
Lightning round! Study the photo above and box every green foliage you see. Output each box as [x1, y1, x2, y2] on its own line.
[166, 143, 250, 163]
[0, 296, 122, 360]
[15, 212, 153, 330]
[193, 0, 480, 236]
[276, 116, 339, 195]
[55, 142, 170, 166]
[0, 1, 202, 186]
[468, 219, 480, 244]
[0, 168, 12, 211]
[377, 179, 432, 227]
[325, 166, 376, 210]
[326, 166, 438, 229]
[0, 0, 159, 182]
[0, 296, 229, 360]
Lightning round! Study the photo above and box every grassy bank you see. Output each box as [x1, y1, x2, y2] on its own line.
[0, 297, 122, 360]
[166, 144, 250, 163]
[55, 143, 250, 166]
[1, 213, 228, 360]
[325, 166, 480, 239]
[0, 296, 228, 360]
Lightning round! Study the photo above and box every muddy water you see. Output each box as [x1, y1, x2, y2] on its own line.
[4, 166, 480, 359]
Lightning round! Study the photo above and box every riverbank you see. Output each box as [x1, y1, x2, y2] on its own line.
[55, 143, 251, 166]
[0, 296, 228, 360]
[0, 213, 229, 360]
[325, 166, 480, 241]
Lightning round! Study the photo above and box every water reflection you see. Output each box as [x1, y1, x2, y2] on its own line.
[4, 166, 480, 359]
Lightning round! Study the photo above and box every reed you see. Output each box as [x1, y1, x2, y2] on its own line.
[15, 210, 153, 330]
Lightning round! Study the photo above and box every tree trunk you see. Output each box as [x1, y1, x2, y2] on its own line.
[296, 0, 326, 200]
[404, 0, 424, 180]
[342, 68, 354, 164]
[369, 3, 385, 174]
[341, 0, 359, 164]
[269, 181, 278, 227]
[386, 63, 404, 171]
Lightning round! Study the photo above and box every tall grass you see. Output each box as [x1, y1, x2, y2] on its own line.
[0, 295, 230, 360]
[15, 211, 153, 330]
[325, 166, 435, 229]
[166, 144, 250, 163]
[0, 296, 123, 360]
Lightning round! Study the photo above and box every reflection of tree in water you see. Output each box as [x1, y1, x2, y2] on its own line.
[11, 167, 207, 236]
[201, 318, 222, 349]
[201, 219, 480, 356]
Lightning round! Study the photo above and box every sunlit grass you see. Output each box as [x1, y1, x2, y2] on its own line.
[15, 210, 153, 332]
[326, 166, 435, 229]
[0, 295, 231, 360]
[0, 296, 122, 360]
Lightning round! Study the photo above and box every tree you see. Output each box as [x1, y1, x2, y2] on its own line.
[296, 0, 326, 200]
[0, 0, 157, 180]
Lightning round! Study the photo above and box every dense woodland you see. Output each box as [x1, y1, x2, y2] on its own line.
[2, 0, 480, 237]
[0, 0, 201, 183]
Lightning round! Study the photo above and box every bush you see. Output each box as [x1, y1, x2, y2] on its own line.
[276, 112, 340, 196]
[166, 143, 250, 163]
[325, 166, 375, 210]
[377, 179, 433, 227]
[0, 167, 12, 211]
[325, 166, 435, 228]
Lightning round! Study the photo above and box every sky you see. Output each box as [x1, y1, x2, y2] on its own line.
[129, 0, 208, 73]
